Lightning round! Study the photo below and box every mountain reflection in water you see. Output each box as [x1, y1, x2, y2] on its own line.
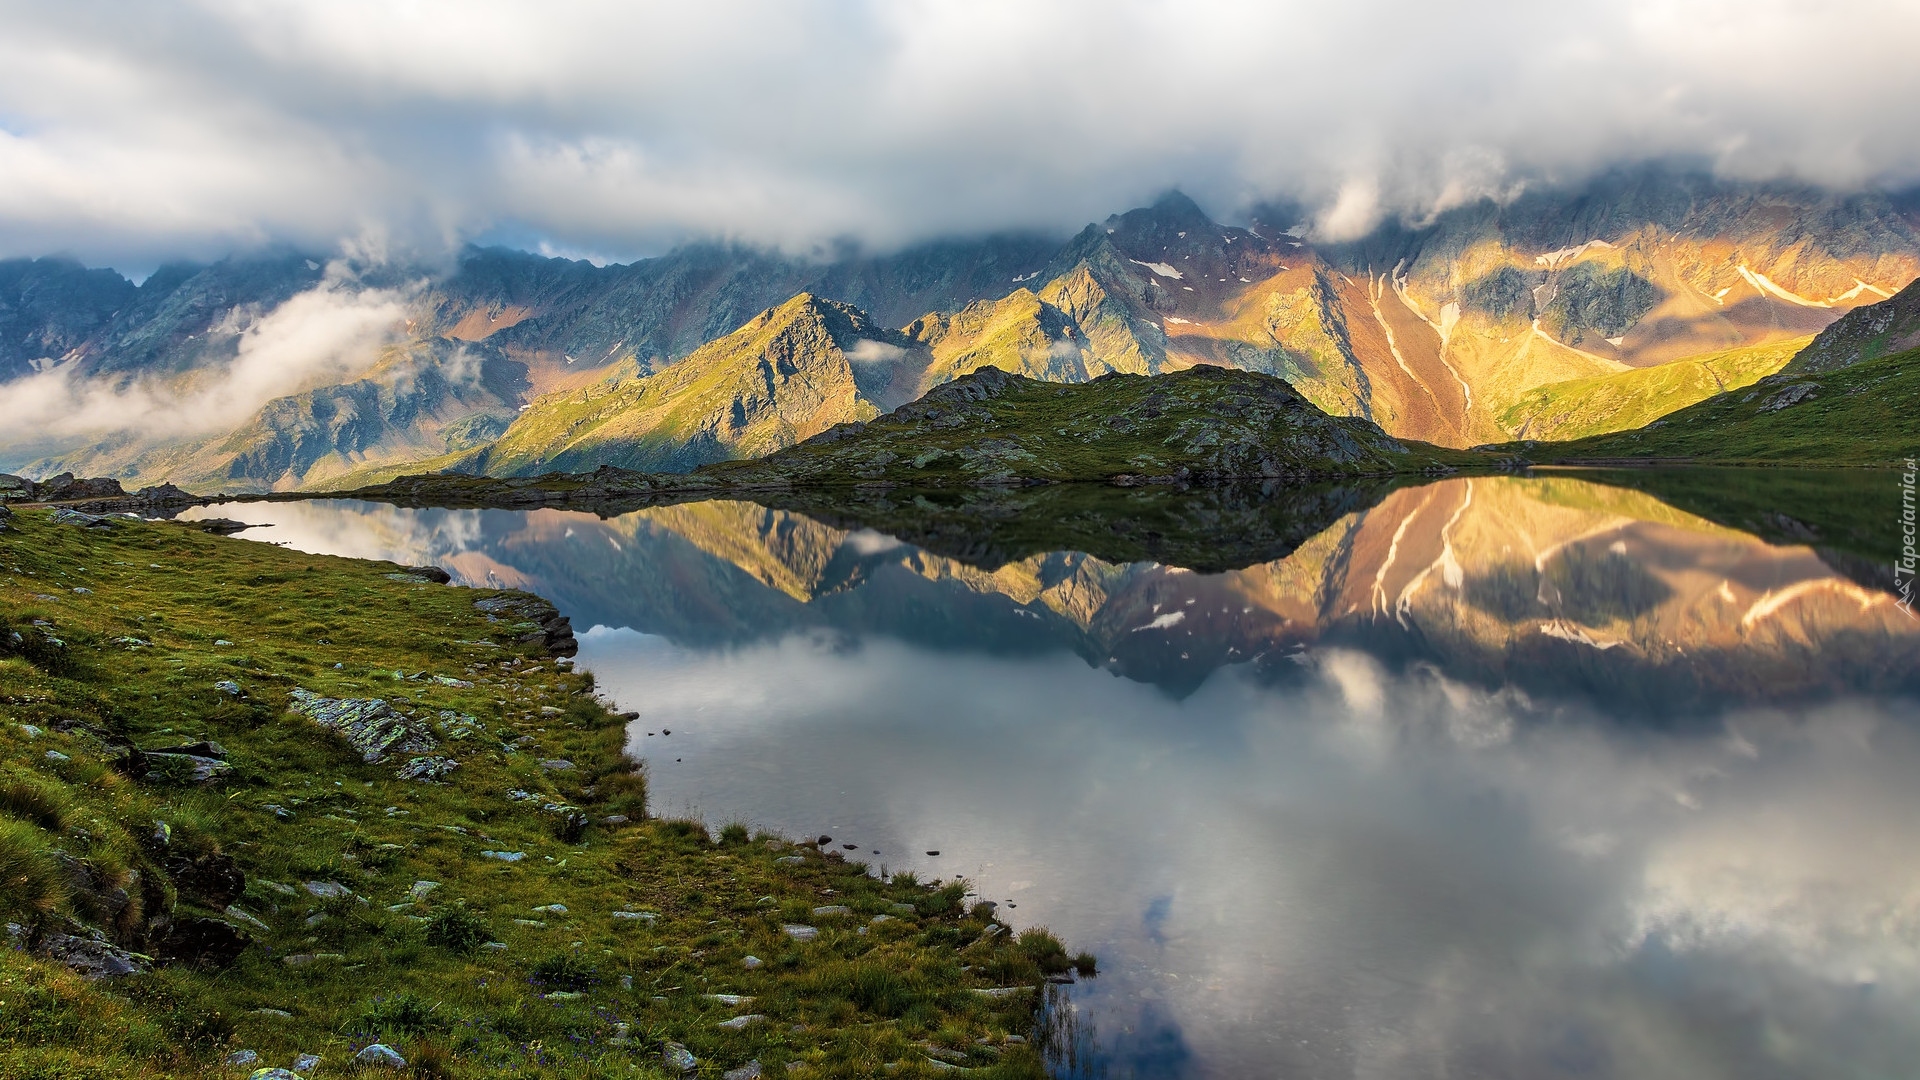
[188, 474, 1920, 1079]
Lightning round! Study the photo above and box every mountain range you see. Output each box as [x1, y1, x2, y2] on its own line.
[3, 169, 1916, 490]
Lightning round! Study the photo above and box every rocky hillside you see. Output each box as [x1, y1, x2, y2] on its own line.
[1783, 275, 1920, 373]
[464, 295, 929, 476]
[705, 363, 1466, 486]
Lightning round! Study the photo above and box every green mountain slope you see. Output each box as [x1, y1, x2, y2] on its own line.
[1785, 275, 1920, 373]
[467, 294, 928, 476]
[1497, 336, 1809, 441]
[705, 363, 1472, 486]
[1531, 346, 1920, 465]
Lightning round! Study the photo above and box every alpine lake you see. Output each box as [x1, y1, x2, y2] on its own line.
[183, 467, 1920, 1080]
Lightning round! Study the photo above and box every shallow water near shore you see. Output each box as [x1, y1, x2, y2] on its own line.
[187, 473, 1920, 1079]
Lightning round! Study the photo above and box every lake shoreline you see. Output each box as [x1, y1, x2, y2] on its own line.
[0, 508, 1075, 1078]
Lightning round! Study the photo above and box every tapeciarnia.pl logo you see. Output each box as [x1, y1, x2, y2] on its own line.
[1900, 458, 1917, 618]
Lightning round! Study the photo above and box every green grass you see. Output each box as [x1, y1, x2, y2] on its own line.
[0, 510, 1067, 1078]
[1525, 346, 1920, 466]
[1499, 336, 1809, 441]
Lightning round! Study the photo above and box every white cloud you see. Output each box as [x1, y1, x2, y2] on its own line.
[844, 339, 909, 366]
[0, 1, 1916, 266]
[0, 261, 412, 445]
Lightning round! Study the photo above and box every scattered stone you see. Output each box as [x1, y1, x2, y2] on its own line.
[251, 1008, 294, 1018]
[723, 1062, 764, 1080]
[407, 881, 440, 901]
[226, 908, 271, 933]
[537, 758, 575, 771]
[213, 679, 242, 696]
[890, 903, 917, 915]
[141, 751, 230, 784]
[870, 914, 895, 925]
[395, 755, 458, 782]
[288, 689, 437, 763]
[775, 856, 804, 866]
[282, 953, 345, 967]
[716, 1014, 765, 1031]
[619, 975, 634, 991]
[533, 903, 568, 915]
[663, 1042, 699, 1073]
[71, 586, 92, 595]
[40, 928, 147, 979]
[480, 850, 526, 862]
[971, 987, 1029, 999]
[44, 750, 70, 763]
[781, 924, 818, 942]
[303, 880, 353, 901]
[600, 814, 631, 826]
[50, 507, 113, 530]
[292, 1053, 322, 1072]
[612, 910, 658, 923]
[812, 905, 851, 917]
[354, 1044, 406, 1069]
[249, 1070, 301, 1080]
[482, 941, 508, 950]
[741, 955, 763, 970]
[705, 993, 754, 1006]
[226, 1050, 259, 1067]
[17, 724, 40, 738]
[430, 675, 474, 688]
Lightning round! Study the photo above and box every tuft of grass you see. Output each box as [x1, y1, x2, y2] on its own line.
[0, 816, 69, 923]
[422, 901, 492, 953]
[0, 775, 71, 832]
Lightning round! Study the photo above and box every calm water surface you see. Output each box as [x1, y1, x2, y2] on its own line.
[187, 476, 1920, 1079]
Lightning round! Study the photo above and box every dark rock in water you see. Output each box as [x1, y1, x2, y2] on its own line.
[50, 507, 114, 529]
[39, 927, 148, 979]
[155, 916, 250, 969]
[288, 688, 438, 763]
[179, 517, 263, 535]
[168, 850, 247, 909]
[473, 594, 577, 656]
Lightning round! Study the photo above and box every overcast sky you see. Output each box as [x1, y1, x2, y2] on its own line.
[4, 0, 1919, 271]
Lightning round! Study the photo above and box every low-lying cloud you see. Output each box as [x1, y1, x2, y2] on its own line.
[1, 0, 1917, 268]
[0, 263, 410, 448]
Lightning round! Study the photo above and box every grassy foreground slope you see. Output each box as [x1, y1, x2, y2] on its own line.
[0, 510, 1067, 1079]
[1529, 346, 1920, 466]
[1498, 336, 1809, 442]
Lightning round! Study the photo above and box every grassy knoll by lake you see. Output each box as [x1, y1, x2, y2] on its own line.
[0, 507, 1075, 1079]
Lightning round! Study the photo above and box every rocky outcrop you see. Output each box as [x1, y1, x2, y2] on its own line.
[1785, 275, 1920, 373]
[287, 689, 439, 763]
[474, 594, 578, 657]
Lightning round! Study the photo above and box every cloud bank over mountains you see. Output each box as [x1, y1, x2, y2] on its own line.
[2, 0, 1919, 268]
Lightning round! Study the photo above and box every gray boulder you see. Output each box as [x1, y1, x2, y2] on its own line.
[288, 689, 437, 763]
